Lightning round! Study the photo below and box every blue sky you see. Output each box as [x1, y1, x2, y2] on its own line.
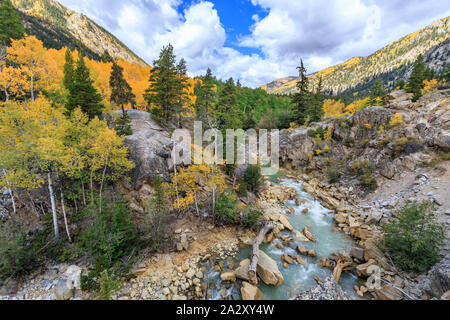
[58, 0, 450, 87]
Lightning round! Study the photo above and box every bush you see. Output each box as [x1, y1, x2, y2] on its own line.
[393, 137, 421, 158]
[237, 178, 248, 197]
[215, 192, 240, 225]
[327, 169, 342, 184]
[381, 201, 445, 272]
[307, 127, 325, 139]
[79, 202, 138, 292]
[0, 221, 35, 279]
[245, 165, 262, 192]
[350, 160, 378, 191]
[145, 177, 171, 252]
[240, 207, 263, 228]
[359, 174, 378, 191]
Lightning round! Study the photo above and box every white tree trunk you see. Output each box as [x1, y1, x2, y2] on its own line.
[81, 182, 86, 206]
[99, 165, 107, 214]
[47, 172, 59, 238]
[2, 169, 16, 214]
[60, 189, 72, 243]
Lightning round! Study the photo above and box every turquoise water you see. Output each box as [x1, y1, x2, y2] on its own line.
[205, 179, 363, 300]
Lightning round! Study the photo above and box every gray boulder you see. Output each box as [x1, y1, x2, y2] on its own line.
[417, 254, 450, 299]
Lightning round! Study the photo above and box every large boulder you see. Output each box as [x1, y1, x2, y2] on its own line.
[256, 250, 284, 286]
[294, 276, 349, 300]
[434, 130, 450, 151]
[417, 254, 450, 299]
[120, 111, 173, 189]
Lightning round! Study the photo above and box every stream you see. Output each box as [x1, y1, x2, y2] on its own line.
[204, 178, 363, 300]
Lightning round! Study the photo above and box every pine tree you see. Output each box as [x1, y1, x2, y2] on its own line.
[307, 76, 324, 122]
[406, 54, 426, 102]
[144, 44, 183, 123]
[101, 50, 114, 63]
[63, 49, 75, 91]
[371, 79, 386, 105]
[291, 59, 312, 124]
[66, 52, 103, 118]
[194, 68, 216, 126]
[174, 58, 190, 127]
[0, 0, 25, 46]
[215, 77, 240, 130]
[110, 62, 135, 136]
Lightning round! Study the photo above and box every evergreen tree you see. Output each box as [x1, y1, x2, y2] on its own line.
[194, 68, 216, 127]
[215, 77, 240, 130]
[307, 76, 324, 122]
[66, 52, 103, 118]
[144, 44, 184, 123]
[371, 79, 386, 105]
[291, 59, 312, 124]
[63, 49, 75, 91]
[174, 58, 190, 127]
[0, 0, 25, 46]
[110, 62, 135, 136]
[406, 54, 426, 102]
[101, 50, 114, 63]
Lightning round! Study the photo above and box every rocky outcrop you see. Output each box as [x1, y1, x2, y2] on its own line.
[241, 282, 261, 300]
[417, 254, 450, 299]
[294, 276, 349, 300]
[117, 110, 174, 189]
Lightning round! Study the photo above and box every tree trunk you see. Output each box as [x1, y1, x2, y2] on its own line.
[90, 168, 94, 204]
[248, 222, 276, 285]
[2, 169, 16, 214]
[60, 189, 72, 243]
[99, 164, 107, 214]
[30, 73, 35, 102]
[47, 172, 59, 238]
[81, 182, 86, 206]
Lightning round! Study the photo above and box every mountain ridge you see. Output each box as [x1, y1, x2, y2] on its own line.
[263, 16, 450, 95]
[9, 0, 147, 65]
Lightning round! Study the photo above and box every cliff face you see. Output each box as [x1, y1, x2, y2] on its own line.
[10, 0, 147, 65]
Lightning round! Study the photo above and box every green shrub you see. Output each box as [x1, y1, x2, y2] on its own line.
[79, 201, 138, 292]
[144, 177, 171, 252]
[0, 221, 35, 279]
[307, 127, 325, 139]
[327, 169, 342, 184]
[240, 207, 263, 228]
[350, 160, 378, 191]
[96, 270, 121, 300]
[237, 178, 248, 197]
[245, 165, 262, 192]
[215, 192, 240, 225]
[381, 201, 445, 272]
[359, 174, 378, 191]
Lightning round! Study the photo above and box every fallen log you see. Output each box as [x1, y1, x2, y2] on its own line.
[248, 221, 276, 285]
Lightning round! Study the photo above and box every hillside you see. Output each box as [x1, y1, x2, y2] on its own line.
[8, 0, 146, 65]
[264, 17, 450, 95]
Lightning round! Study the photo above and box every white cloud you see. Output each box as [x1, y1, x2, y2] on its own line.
[58, 0, 450, 88]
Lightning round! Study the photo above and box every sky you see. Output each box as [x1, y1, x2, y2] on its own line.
[58, 0, 450, 88]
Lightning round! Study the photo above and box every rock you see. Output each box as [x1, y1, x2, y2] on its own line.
[180, 233, 189, 251]
[241, 282, 261, 300]
[256, 250, 284, 286]
[356, 259, 377, 277]
[297, 245, 308, 256]
[334, 213, 347, 224]
[54, 279, 73, 300]
[434, 130, 450, 151]
[302, 208, 309, 215]
[308, 250, 317, 258]
[295, 256, 307, 267]
[220, 271, 236, 282]
[122, 111, 173, 188]
[417, 254, 450, 299]
[186, 269, 195, 279]
[363, 239, 391, 270]
[281, 254, 294, 265]
[278, 215, 293, 231]
[314, 275, 324, 285]
[350, 247, 365, 261]
[295, 198, 301, 206]
[176, 243, 183, 252]
[302, 227, 316, 242]
[0, 278, 18, 296]
[288, 207, 295, 214]
[235, 259, 251, 281]
[64, 265, 82, 290]
[294, 276, 349, 300]
[375, 285, 403, 300]
[317, 257, 334, 270]
[292, 229, 311, 242]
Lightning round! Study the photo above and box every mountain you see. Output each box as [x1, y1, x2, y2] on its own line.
[263, 17, 450, 95]
[8, 0, 146, 65]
